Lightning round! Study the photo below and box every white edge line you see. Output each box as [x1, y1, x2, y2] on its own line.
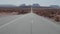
[0, 14, 29, 29]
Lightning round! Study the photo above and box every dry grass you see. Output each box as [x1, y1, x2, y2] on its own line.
[0, 7, 60, 22]
[0, 8, 31, 15]
[33, 8, 60, 22]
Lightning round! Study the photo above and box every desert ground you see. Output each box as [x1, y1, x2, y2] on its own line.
[0, 8, 31, 15]
[0, 7, 60, 22]
[33, 8, 60, 22]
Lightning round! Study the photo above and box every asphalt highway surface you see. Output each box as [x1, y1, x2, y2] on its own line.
[0, 13, 60, 34]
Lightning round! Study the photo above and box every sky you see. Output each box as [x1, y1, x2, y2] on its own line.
[0, 0, 60, 6]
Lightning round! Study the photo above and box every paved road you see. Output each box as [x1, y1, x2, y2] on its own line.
[0, 13, 60, 34]
[32, 14, 60, 34]
[0, 14, 29, 26]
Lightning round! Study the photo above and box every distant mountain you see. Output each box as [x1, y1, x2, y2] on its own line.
[19, 6, 31, 8]
[32, 4, 40, 8]
[19, 4, 31, 8]
[50, 5, 60, 8]
[0, 4, 60, 9]
[19, 4, 40, 8]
